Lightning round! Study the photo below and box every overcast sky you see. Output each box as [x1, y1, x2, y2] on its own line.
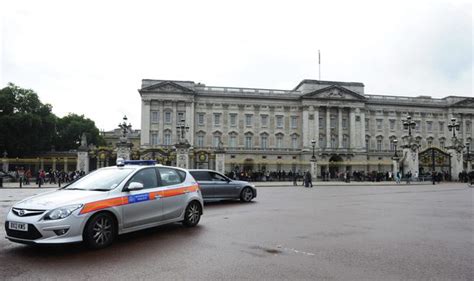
[1, 0, 472, 131]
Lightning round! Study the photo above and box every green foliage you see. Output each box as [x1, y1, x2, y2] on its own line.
[0, 83, 104, 157]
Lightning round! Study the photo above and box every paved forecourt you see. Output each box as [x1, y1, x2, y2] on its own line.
[0, 183, 472, 281]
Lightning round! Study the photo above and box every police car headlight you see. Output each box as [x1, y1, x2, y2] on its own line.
[44, 204, 83, 220]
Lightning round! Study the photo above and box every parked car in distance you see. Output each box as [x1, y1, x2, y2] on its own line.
[0, 171, 14, 182]
[188, 169, 256, 202]
[5, 159, 203, 249]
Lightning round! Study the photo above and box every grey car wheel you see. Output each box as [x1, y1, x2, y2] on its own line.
[84, 212, 116, 249]
[182, 201, 201, 227]
[240, 187, 254, 202]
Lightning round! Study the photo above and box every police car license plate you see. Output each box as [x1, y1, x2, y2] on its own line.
[9, 222, 28, 231]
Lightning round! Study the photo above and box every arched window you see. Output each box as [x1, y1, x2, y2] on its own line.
[319, 134, 326, 148]
[228, 132, 238, 148]
[291, 134, 299, 149]
[260, 133, 268, 150]
[245, 133, 253, 149]
[376, 136, 383, 151]
[196, 131, 205, 147]
[164, 129, 172, 145]
[276, 133, 284, 149]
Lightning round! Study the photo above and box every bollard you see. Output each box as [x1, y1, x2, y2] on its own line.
[39, 178, 42, 188]
[19, 177, 22, 188]
[58, 178, 61, 188]
[0, 177, 3, 188]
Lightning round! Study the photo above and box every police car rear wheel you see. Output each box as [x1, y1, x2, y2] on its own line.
[183, 201, 201, 227]
[84, 212, 117, 249]
[240, 187, 253, 202]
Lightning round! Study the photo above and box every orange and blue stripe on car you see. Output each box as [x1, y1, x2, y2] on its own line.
[79, 184, 200, 214]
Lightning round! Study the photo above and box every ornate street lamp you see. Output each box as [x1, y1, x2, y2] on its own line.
[448, 118, 460, 139]
[118, 115, 132, 139]
[176, 119, 190, 144]
[393, 139, 398, 158]
[403, 115, 416, 137]
[466, 142, 471, 168]
[311, 139, 317, 162]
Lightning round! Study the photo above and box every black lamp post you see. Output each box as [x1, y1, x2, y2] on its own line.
[448, 118, 460, 138]
[403, 115, 416, 137]
[466, 142, 471, 167]
[118, 115, 132, 138]
[311, 139, 316, 162]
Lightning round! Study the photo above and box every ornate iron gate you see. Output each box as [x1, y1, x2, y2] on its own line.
[418, 147, 451, 176]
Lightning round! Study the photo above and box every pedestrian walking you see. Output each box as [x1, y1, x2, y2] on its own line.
[305, 171, 313, 188]
[292, 172, 298, 186]
[431, 171, 436, 185]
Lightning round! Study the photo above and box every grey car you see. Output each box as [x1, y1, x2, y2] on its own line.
[188, 170, 256, 202]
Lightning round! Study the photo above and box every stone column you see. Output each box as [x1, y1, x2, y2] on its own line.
[308, 106, 314, 144]
[350, 108, 356, 149]
[185, 101, 195, 146]
[77, 152, 89, 173]
[116, 143, 132, 161]
[159, 101, 164, 145]
[338, 107, 343, 148]
[302, 106, 309, 148]
[402, 145, 419, 177]
[392, 157, 400, 176]
[326, 107, 331, 148]
[360, 110, 366, 150]
[64, 157, 68, 172]
[52, 158, 57, 171]
[176, 144, 190, 169]
[40, 158, 44, 170]
[215, 152, 225, 174]
[140, 100, 151, 147]
[311, 161, 317, 180]
[314, 107, 319, 146]
[448, 144, 464, 181]
[2, 154, 8, 173]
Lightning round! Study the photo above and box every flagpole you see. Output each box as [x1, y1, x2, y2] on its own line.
[318, 50, 321, 81]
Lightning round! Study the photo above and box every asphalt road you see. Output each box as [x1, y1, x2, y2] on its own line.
[0, 184, 472, 281]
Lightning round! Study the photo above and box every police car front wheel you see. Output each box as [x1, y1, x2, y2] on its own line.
[83, 212, 117, 249]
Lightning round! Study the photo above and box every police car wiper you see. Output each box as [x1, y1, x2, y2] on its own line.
[89, 188, 111, 191]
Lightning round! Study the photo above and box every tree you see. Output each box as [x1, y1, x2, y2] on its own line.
[0, 83, 104, 157]
[55, 113, 105, 151]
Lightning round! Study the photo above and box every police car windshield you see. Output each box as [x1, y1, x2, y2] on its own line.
[64, 168, 134, 191]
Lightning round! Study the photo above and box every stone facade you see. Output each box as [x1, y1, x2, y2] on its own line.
[138, 79, 474, 177]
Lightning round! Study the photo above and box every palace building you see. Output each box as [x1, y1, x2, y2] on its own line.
[138, 79, 473, 177]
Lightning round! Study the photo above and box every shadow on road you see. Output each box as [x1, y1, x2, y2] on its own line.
[2, 222, 206, 260]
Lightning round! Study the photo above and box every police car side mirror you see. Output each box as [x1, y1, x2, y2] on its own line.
[127, 182, 144, 191]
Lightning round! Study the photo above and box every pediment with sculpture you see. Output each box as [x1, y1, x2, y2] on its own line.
[141, 81, 195, 94]
[302, 85, 366, 101]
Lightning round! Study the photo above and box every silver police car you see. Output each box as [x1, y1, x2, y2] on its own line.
[5, 160, 203, 249]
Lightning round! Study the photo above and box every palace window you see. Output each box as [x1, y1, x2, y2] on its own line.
[342, 118, 347, 129]
[291, 135, 298, 149]
[376, 138, 383, 151]
[331, 137, 337, 149]
[439, 121, 444, 134]
[389, 138, 396, 151]
[151, 111, 159, 124]
[415, 120, 421, 131]
[245, 135, 253, 149]
[151, 132, 159, 145]
[245, 114, 253, 127]
[164, 111, 172, 124]
[261, 115, 268, 127]
[230, 114, 237, 127]
[319, 135, 326, 148]
[196, 135, 204, 147]
[177, 112, 185, 123]
[214, 113, 221, 126]
[376, 119, 383, 131]
[276, 134, 283, 149]
[276, 115, 284, 128]
[213, 135, 221, 148]
[319, 117, 324, 129]
[389, 119, 395, 131]
[365, 137, 370, 150]
[365, 119, 369, 131]
[427, 138, 433, 147]
[330, 116, 336, 129]
[229, 133, 237, 148]
[440, 139, 445, 149]
[342, 136, 348, 148]
[164, 132, 172, 145]
[260, 134, 268, 150]
[466, 121, 471, 133]
[291, 116, 298, 129]
[197, 113, 205, 126]
[427, 121, 433, 132]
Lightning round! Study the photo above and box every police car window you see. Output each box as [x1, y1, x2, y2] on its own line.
[127, 168, 158, 189]
[158, 168, 184, 186]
